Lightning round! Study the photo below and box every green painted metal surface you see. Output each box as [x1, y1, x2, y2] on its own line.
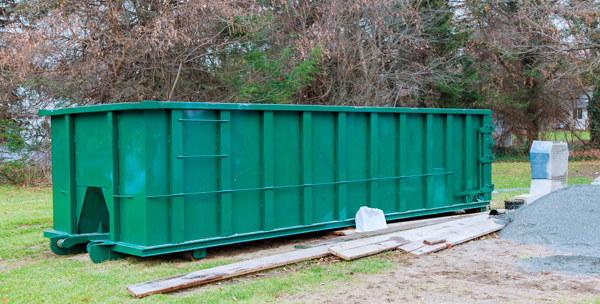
[41, 102, 494, 263]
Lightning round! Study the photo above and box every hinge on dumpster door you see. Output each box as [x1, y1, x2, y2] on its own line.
[479, 154, 495, 163]
[456, 184, 494, 204]
[478, 125, 495, 134]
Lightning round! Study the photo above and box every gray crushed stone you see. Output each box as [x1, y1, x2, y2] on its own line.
[520, 255, 600, 275]
[495, 184, 600, 274]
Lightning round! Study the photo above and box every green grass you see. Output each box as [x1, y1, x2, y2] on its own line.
[1, 161, 598, 302]
[492, 161, 597, 189]
[513, 131, 590, 142]
[0, 185, 400, 303]
[490, 161, 597, 209]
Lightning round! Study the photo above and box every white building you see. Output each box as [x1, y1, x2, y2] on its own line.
[569, 94, 589, 131]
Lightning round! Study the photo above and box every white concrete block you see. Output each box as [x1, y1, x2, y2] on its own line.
[592, 176, 600, 185]
[530, 179, 566, 199]
[513, 194, 538, 204]
[530, 141, 569, 180]
[355, 206, 387, 233]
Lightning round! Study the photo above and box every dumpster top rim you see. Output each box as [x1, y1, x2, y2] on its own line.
[39, 101, 492, 117]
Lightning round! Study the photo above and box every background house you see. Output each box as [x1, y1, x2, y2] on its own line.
[569, 94, 590, 130]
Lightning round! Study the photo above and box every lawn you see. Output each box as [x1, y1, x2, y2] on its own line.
[490, 160, 598, 209]
[1, 161, 598, 303]
[513, 131, 591, 142]
[0, 185, 398, 303]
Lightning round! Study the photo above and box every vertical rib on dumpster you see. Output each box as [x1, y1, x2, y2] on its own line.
[170, 110, 185, 244]
[336, 112, 347, 221]
[262, 111, 275, 231]
[425, 114, 434, 209]
[65, 114, 77, 234]
[483, 114, 493, 201]
[108, 112, 120, 242]
[219, 110, 233, 237]
[465, 115, 473, 198]
[301, 112, 313, 225]
[398, 114, 407, 212]
[368, 113, 378, 209]
[445, 115, 454, 206]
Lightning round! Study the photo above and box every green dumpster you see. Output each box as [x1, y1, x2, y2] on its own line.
[39, 102, 494, 263]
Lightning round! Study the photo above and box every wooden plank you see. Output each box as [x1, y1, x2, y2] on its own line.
[423, 237, 446, 245]
[334, 229, 355, 236]
[295, 212, 485, 249]
[126, 246, 331, 298]
[327, 214, 489, 260]
[327, 214, 488, 252]
[329, 238, 410, 261]
[409, 219, 504, 256]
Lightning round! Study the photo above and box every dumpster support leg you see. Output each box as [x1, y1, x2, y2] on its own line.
[87, 241, 127, 263]
[191, 249, 207, 261]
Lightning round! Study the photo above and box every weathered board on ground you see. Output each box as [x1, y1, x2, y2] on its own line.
[406, 219, 504, 256]
[126, 246, 331, 298]
[328, 214, 498, 260]
[296, 213, 483, 249]
[423, 236, 446, 245]
[334, 229, 355, 236]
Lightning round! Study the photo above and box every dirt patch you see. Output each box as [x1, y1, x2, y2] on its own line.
[0, 250, 58, 272]
[283, 239, 600, 303]
[570, 161, 600, 179]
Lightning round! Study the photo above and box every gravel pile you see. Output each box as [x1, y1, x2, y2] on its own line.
[520, 255, 600, 275]
[496, 184, 600, 274]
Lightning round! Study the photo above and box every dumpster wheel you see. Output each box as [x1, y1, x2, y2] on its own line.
[49, 237, 87, 255]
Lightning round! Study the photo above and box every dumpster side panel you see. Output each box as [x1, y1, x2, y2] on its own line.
[405, 113, 425, 211]
[311, 112, 336, 223]
[117, 111, 147, 245]
[74, 112, 111, 188]
[230, 111, 262, 235]
[451, 115, 466, 205]
[345, 112, 368, 218]
[181, 109, 220, 241]
[73, 112, 112, 235]
[44, 103, 494, 260]
[431, 114, 446, 209]
[376, 113, 398, 214]
[50, 115, 75, 234]
[144, 110, 170, 246]
[273, 111, 302, 229]
[469, 115, 482, 195]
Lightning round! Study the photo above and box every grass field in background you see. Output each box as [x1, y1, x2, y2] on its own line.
[1, 161, 598, 302]
[513, 131, 590, 142]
